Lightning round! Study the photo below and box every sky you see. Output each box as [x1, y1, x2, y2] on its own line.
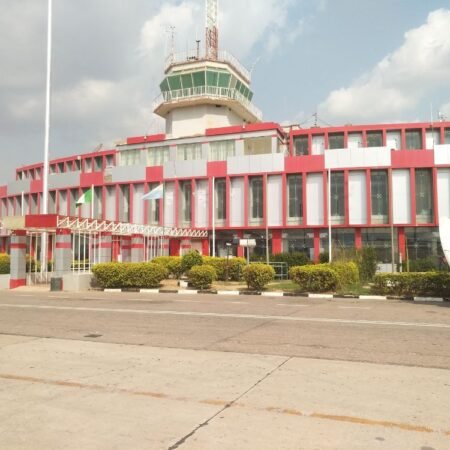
[1, 0, 450, 182]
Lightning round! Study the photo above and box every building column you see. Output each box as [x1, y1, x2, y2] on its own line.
[169, 239, 181, 257]
[355, 228, 362, 250]
[236, 231, 244, 258]
[398, 227, 406, 261]
[121, 236, 132, 262]
[131, 234, 144, 262]
[313, 229, 321, 263]
[112, 236, 120, 262]
[201, 238, 209, 256]
[272, 229, 282, 255]
[10, 230, 27, 289]
[54, 229, 72, 276]
[180, 239, 191, 256]
[99, 233, 112, 263]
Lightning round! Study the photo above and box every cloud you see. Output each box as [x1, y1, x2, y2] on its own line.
[319, 8, 450, 124]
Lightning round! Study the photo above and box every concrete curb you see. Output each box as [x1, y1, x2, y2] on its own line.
[98, 289, 449, 302]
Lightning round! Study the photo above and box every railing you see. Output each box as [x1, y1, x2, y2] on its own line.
[165, 50, 251, 82]
[154, 86, 262, 120]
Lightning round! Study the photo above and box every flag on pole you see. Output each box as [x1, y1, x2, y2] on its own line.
[75, 188, 93, 207]
[142, 184, 164, 201]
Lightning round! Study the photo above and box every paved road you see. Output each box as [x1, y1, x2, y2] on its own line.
[0, 290, 449, 449]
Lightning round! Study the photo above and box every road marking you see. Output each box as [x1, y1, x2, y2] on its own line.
[338, 306, 371, 310]
[276, 304, 309, 307]
[17, 295, 34, 297]
[0, 372, 446, 436]
[1, 303, 449, 329]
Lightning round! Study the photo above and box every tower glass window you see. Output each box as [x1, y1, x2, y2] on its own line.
[406, 129, 422, 150]
[287, 174, 303, 224]
[294, 136, 308, 156]
[415, 169, 433, 224]
[371, 170, 388, 224]
[249, 176, 263, 223]
[330, 171, 344, 223]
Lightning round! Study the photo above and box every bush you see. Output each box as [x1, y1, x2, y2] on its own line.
[92, 262, 168, 289]
[167, 257, 183, 279]
[187, 265, 217, 290]
[0, 254, 10, 274]
[271, 252, 310, 267]
[330, 261, 359, 289]
[228, 257, 246, 281]
[181, 250, 203, 274]
[319, 252, 329, 264]
[290, 264, 339, 292]
[373, 272, 450, 297]
[202, 256, 246, 281]
[401, 257, 445, 273]
[242, 264, 275, 291]
[152, 256, 174, 269]
[356, 247, 378, 282]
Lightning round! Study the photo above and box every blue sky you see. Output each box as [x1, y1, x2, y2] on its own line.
[1, 0, 449, 182]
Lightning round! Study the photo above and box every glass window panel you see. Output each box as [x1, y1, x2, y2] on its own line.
[405, 227, 443, 265]
[160, 79, 170, 92]
[168, 75, 182, 90]
[218, 72, 231, 88]
[282, 229, 314, 259]
[250, 176, 263, 221]
[415, 169, 433, 224]
[192, 71, 206, 87]
[294, 136, 308, 156]
[311, 135, 325, 155]
[371, 170, 388, 223]
[362, 228, 397, 263]
[180, 181, 192, 224]
[387, 131, 401, 150]
[406, 129, 422, 150]
[287, 174, 303, 223]
[177, 143, 202, 161]
[445, 128, 450, 144]
[209, 141, 236, 161]
[244, 137, 271, 155]
[181, 74, 193, 89]
[330, 172, 344, 221]
[206, 70, 219, 87]
[215, 178, 227, 221]
[367, 131, 383, 147]
[328, 133, 345, 149]
[146, 182, 160, 225]
[425, 129, 440, 149]
[348, 132, 363, 149]
[147, 146, 169, 166]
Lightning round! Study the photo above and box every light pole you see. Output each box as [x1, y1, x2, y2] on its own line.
[225, 242, 231, 282]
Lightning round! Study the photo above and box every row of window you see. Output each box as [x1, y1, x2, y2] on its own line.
[294, 128, 450, 156]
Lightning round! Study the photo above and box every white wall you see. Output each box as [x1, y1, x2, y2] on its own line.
[349, 171, 367, 225]
[437, 169, 450, 219]
[306, 173, 324, 225]
[392, 169, 411, 224]
[267, 175, 282, 226]
[195, 180, 209, 228]
[105, 186, 115, 221]
[230, 177, 244, 226]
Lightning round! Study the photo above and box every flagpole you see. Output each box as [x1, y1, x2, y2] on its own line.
[40, 0, 53, 276]
[328, 168, 332, 263]
[91, 184, 94, 219]
[212, 177, 216, 257]
[265, 175, 269, 265]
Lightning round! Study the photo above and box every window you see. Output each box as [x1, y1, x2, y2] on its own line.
[405, 227, 443, 264]
[249, 176, 263, 222]
[209, 141, 235, 161]
[406, 129, 422, 150]
[147, 146, 169, 166]
[445, 128, 450, 144]
[294, 136, 308, 156]
[348, 133, 362, 149]
[106, 155, 114, 167]
[367, 131, 383, 147]
[85, 159, 92, 172]
[330, 172, 344, 223]
[177, 143, 202, 161]
[94, 157, 103, 172]
[371, 170, 388, 223]
[74, 160, 81, 171]
[119, 185, 130, 222]
[415, 169, 433, 224]
[244, 137, 272, 155]
[426, 129, 440, 149]
[362, 228, 397, 263]
[386, 131, 401, 150]
[147, 183, 160, 225]
[282, 229, 314, 259]
[328, 133, 344, 149]
[287, 174, 302, 224]
[179, 181, 192, 224]
[58, 162, 64, 173]
[311, 135, 325, 155]
[120, 149, 141, 166]
[215, 178, 227, 222]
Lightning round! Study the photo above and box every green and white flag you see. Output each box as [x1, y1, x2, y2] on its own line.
[75, 188, 93, 207]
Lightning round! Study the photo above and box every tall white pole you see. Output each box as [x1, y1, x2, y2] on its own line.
[212, 177, 216, 257]
[328, 169, 332, 263]
[91, 184, 94, 219]
[265, 175, 269, 264]
[41, 0, 53, 275]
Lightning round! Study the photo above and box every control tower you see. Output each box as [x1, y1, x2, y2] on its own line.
[153, 0, 262, 138]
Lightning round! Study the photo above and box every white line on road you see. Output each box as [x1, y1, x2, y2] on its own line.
[339, 306, 372, 310]
[1, 303, 449, 329]
[276, 304, 309, 307]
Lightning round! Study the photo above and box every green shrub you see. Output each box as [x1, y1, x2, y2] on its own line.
[187, 265, 217, 290]
[203, 257, 226, 280]
[167, 257, 183, 279]
[319, 252, 329, 264]
[242, 264, 275, 291]
[401, 257, 443, 273]
[290, 264, 339, 292]
[330, 261, 359, 289]
[228, 257, 246, 281]
[92, 263, 168, 289]
[373, 272, 450, 297]
[152, 256, 174, 269]
[181, 250, 203, 274]
[356, 247, 378, 282]
[202, 256, 246, 281]
[271, 252, 310, 267]
[0, 254, 10, 274]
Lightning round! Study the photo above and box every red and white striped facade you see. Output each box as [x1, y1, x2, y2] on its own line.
[1, 120, 450, 264]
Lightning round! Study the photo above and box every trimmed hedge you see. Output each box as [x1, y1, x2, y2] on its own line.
[373, 272, 450, 297]
[181, 250, 203, 274]
[330, 262, 359, 289]
[187, 265, 217, 290]
[92, 262, 168, 289]
[167, 257, 183, 279]
[242, 264, 275, 291]
[0, 254, 10, 274]
[290, 264, 338, 292]
[202, 256, 246, 281]
[152, 256, 174, 269]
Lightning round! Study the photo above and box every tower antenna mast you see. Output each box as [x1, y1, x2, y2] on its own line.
[205, 0, 218, 60]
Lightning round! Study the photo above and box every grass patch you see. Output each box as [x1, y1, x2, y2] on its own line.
[336, 283, 373, 296]
[267, 280, 298, 292]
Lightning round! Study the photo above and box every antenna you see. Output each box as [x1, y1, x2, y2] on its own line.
[205, 0, 218, 60]
[166, 25, 176, 63]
